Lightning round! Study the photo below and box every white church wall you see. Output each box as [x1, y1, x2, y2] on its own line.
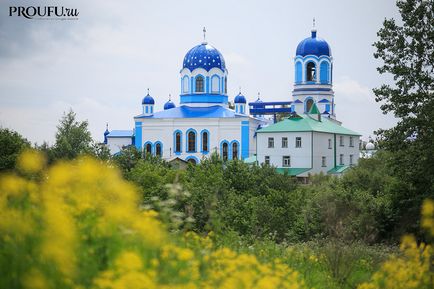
[107, 137, 132, 155]
[137, 117, 254, 162]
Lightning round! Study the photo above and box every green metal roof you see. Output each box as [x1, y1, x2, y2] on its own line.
[327, 165, 350, 174]
[257, 114, 361, 136]
[275, 168, 311, 176]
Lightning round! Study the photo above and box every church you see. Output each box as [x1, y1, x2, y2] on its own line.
[104, 26, 361, 175]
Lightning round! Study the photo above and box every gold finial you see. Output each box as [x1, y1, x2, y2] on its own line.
[147, 88, 150, 95]
[169, 93, 171, 101]
[313, 17, 316, 29]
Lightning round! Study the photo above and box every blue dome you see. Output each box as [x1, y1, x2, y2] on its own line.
[164, 100, 176, 110]
[296, 30, 331, 57]
[142, 93, 155, 105]
[234, 93, 246, 104]
[183, 42, 226, 72]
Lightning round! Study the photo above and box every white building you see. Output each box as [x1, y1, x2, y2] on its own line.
[105, 31, 267, 163]
[253, 27, 361, 177]
[255, 107, 360, 177]
[104, 26, 361, 175]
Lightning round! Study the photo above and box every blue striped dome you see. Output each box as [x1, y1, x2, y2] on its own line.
[183, 43, 226, 72]
[234, 93, 246, 104]
[164, 100, 176, 110]
[296, 30, 331, 57]
[142, 93, 155, 105]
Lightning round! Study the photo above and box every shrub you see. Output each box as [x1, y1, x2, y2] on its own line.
[0, 150, 307, 289]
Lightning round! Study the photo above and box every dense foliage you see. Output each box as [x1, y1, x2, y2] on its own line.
[373, 0, 434, 237]
[0, 128, 30, 171]
[116, 149, 409, 244]
[0, 150, 308, 289]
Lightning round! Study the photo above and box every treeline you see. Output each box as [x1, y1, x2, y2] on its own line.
[1, 111, 431, 244]
[111, 146, 429, 245]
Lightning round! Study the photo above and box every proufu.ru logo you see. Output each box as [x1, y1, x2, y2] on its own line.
[9, 6, 79, 20]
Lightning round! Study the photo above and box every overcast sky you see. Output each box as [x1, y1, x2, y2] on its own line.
[0, 0, 399, 144]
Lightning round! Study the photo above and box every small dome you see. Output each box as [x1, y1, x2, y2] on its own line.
[183, 43, 226, 72]
[164, 100, 176, 110]
[366, 142, 375, 150]
[142, 93, 155, 105]
[234, 93, 246, 104]
[296, 30, 331, 57]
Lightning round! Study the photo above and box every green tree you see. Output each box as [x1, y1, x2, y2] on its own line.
[373, 0, 434, 236]
[52, 110, 94, 160]
[0, 128, 30, 171]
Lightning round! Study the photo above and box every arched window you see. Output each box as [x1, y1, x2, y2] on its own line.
[202, 131, 209, 152]
[188, 131, 196, 152]
[295, 61, 302, 83]
[224, 77, 227, 93]
[232, 142, 238, 160]
[306, 62, 316, 82]
[305, 99, 314, 113]
[182, 76, 189, 93]
[155, 143, 162, 157]
[222, 142, 228, 161]
[195, 76, 204, 92]
[320, 61, 330, 84]
[146, 143, 152, 155]
[187, 158, 197, 165]
[211, 75, 220, 93]
[175, 132, 181, 153]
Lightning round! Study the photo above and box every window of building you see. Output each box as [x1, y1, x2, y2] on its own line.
[224, 77, 227, 94]
[349, 136, 354, 147]
[328, 139, 332, 149]
[175, 132, 181, 153]
[211, 75, 219, 93]
[268, 137, 274, 148]
[282, 156, 291, 167]
[339, 154, 344, 165]
[202, 131, 208, 152]
[187, 131, 196, 152]
[264, 156, 270, 165]
[339, 135, 344, 146]
[146, 143, 152, 155]
[155, 143, 162, 157]
[322, 156, 327, 167]
[195, 76, 204, 92]
[282, 137, 288, 148]
[296, 137, 302, 148]
[232, 142, 238, 160]
[182, 76, 189, 93]
[222, 142, 228, 161]
[306, 62, 316, 82]
[305, 99, 314, 113]
[350, 154, 354, 165]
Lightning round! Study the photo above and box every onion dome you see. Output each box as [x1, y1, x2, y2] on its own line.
[234, 92, 246, 104]
[142, 90, 155, 105]
[103, 123, 109, 144]
[366, 142, 375, 150]
[296, 29, 331, 57]
[164, 95, 176, 110]
[182, 42, 226, 72]
[253, 93, 265, 108]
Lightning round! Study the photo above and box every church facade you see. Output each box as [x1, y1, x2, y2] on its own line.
[104, 26, 361, 174]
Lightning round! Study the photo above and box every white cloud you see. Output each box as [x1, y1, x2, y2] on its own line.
[334, 76, 397, 140]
